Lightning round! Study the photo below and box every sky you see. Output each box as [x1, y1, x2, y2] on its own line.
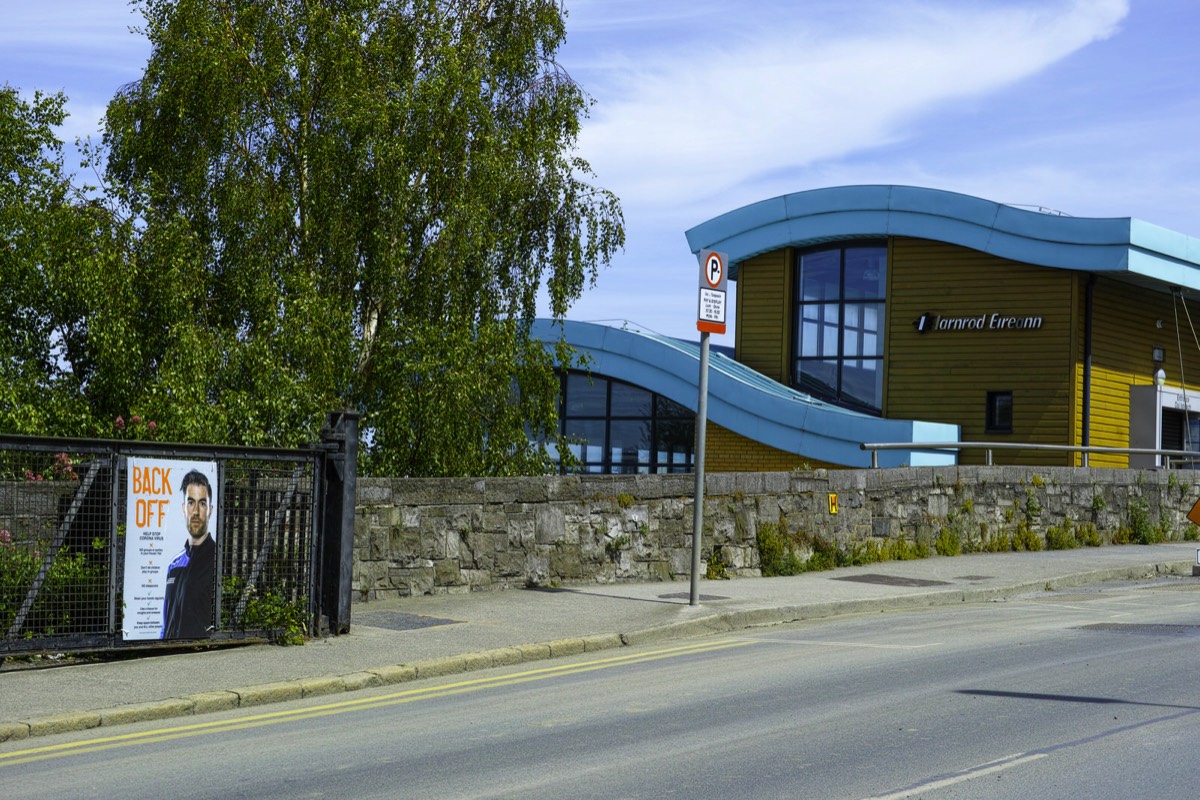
[3, 0, 1199, 342]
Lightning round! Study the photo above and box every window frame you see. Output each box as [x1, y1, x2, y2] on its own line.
[792, 241, 888, 415]
[985, 390, 1014, 434]
[556, 371, 694, 474]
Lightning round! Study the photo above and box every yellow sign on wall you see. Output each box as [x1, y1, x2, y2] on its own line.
[828, 493, 839, 514]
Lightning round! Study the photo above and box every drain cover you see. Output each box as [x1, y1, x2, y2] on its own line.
[1077, 623, 1200, 637]
[355, 611, 461, 632]
[832, 574, 952, 588]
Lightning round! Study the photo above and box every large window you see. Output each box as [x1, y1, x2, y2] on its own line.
[794, 243, 887, 414]
[553, 372, 694, 474]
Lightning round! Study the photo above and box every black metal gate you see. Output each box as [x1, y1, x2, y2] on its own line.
[0, 414, 356, 656]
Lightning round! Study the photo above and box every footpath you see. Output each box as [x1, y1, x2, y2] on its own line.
[2, 542, 1197, 742]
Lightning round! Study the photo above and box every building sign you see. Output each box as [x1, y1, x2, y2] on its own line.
[913, 312, 1043, 333]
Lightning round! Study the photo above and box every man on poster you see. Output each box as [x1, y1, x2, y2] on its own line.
[161, 469, 217, 639]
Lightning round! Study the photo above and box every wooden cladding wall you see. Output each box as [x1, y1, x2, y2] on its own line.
[885, 238, 1078, 465]
[1085, 277, 1200, 466]
[733, 250, 791, 383]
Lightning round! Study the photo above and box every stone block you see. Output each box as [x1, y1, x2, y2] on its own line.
[236, 681, 303, 707]
[99, 699, 194, 727]
[535, 505, 566, 544]
[187, 690, 240, 714]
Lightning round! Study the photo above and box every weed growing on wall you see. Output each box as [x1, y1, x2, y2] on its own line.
[756, 518, 928, 576]
[1127, 496, 1158, 544]
[605, 534, 630, 561]
[705, 548, 729, 580]
[1045, 517, 1080, 550]
[1012, 519, 1044, 551]
[935, 526, 963, 556]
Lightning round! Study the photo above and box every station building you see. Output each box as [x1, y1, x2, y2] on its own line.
[535, 185, 1200, 472]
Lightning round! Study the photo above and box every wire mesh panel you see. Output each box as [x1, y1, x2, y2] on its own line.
[0, 448, 115, 647]
[219, 459, 318, 641]
[0, 437, 323, 656]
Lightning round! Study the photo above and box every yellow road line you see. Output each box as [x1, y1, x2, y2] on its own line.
[1, 638, 753, 767]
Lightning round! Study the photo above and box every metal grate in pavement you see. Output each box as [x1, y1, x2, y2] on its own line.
[355, 611, 462, 632]
[832, 574, 952, 588]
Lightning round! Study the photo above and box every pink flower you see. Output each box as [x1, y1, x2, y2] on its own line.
[24, 470, 34, 481]
[131, 415, 141, 424]
[115, 416, 125, 430]
[0, 529, 11, 546]
[147, 421, 157, 432]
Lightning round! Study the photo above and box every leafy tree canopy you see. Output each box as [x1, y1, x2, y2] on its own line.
[2, 0, 623, 476]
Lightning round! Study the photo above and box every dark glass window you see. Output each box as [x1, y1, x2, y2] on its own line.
[794, 243, 887, 414]
[986, 391, 1013, 434]
[555, 372, 694, 474]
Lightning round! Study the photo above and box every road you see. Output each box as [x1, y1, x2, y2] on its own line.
[4, 577, 1200, 798]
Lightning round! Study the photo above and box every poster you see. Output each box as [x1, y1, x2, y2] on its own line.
[122, 458, 219, 641]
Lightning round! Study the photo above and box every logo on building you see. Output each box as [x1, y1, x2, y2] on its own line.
[913, 312, 1043, 333]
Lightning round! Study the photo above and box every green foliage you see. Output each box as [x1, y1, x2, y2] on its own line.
[615, 493, 635, 510]
[242, 591, 309, 647]
[757, 518, 928, 576]
[605, 534, 630, 561]
[705, 549, 729, 580]
[0, 86, 125, 437]
[1126, 495, 1162, 544]
[1012, 519, 1044, 551]
[1091, 494, 1107, 512]
[851, 536, 929, 563]
[756, 521, 805, 577]
[1045, 517, 1080, 550]
[223, 576, 308, 646]
[1023, 488, 1043, 518]
[1077, 521, 1103, 547]
[0, 533, 108, 637]
[5, 1, 624, 477]
[935, 526, 963, 556]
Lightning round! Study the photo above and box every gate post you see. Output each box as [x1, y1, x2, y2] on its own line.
[320, 410, 359, 635]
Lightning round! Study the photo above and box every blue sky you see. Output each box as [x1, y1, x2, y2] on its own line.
[4, 0, 1197, 341]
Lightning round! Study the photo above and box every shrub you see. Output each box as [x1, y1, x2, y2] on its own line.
[1, 535, 107, 638]
[705, 549, 729, 580]
[1045, 518, 1080, 550]
[756, 521, 804, 577]
[1077, 521, 1103, 547]
[1127, 496, 1160, 544]
[1012, 519, 1044, 551]
[935, 526, 962, 556]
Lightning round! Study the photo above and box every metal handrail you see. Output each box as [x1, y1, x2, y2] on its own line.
[859, 441, 1200, 469]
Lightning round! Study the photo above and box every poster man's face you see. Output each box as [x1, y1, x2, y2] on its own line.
[184, 483, 211, 543]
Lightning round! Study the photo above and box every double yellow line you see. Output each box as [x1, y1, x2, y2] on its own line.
[1, 638, 752, 767]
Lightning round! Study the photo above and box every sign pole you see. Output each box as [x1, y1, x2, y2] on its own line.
[690, 248, 727, 607]
[690, 330, 711, 606]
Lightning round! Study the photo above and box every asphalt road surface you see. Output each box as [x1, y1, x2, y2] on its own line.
[5, 577, 1200, 799]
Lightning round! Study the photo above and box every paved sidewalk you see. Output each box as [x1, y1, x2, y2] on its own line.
[2, 542, 1197, 741]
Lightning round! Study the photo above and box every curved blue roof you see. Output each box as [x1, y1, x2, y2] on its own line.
[532, 319, 958, 468]
[685, 185, 1200, 290]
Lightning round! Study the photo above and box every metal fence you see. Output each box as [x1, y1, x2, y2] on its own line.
[859, 440, 1200, 468]
[0, 435, 327, 656]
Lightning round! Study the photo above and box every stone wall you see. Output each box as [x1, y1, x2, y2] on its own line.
[353, 466, 1200, 600]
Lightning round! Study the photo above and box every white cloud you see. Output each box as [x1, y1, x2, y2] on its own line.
[575, 0, 1129, 209]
